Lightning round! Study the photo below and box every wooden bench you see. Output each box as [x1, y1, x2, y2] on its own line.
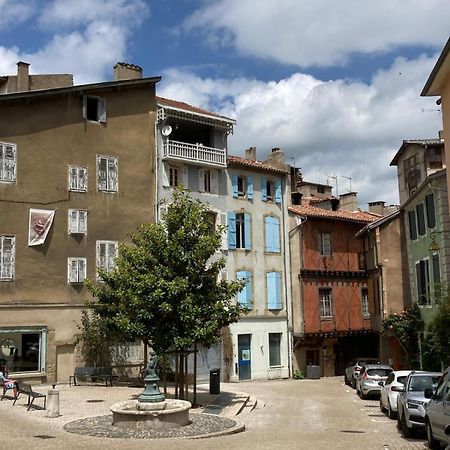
[69, 367, 116, 387]
[13, 381, 46, 410]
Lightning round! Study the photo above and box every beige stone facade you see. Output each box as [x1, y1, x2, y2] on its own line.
[0, 65, 160, 383]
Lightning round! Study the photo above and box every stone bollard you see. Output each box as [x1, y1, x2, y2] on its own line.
[47, 384, 60, 418]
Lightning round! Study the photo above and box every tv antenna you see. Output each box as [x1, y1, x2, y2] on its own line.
[341, 175, 352, 193]
[328, 175, 338, 196]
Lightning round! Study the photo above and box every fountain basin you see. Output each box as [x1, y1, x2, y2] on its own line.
[111, 399, 191, 430]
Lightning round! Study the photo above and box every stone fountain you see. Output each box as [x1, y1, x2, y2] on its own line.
[111, 352, 191, 430]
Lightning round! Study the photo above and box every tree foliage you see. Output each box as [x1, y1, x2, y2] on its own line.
[428, 294, 450, 368]
[86, 188, 245, 354]
[381, 304, 424, 368]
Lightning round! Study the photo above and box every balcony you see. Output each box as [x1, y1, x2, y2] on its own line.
[162, 139, 227, 167]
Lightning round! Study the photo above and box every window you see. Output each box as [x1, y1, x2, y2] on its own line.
[198, 168, 218, 194]
[404, 153, 420, 195]
[265, 216, 281, 253]
[227, 212, 251, 250]
[319, 288, 333, 318]
[68, 210, 87, 234]
[361, 288, 370, 317]
[68, 257, 86, 283]
[97, 155, 118, 192]
[96, 240, 118, 279]
[237, 271, 252, 308]
[68, 166, 87, 192]
[0, 235, 15, 280]
[232, 174, 253, 200]
[425, 193, 436, 228]
[416, 259, 430, 305]
[317, 186, 326, 194]
[416, 203, 425, 235]
[269, 333, 282, 366]
[204, 170, 211, 192]
[432, 253, 441, 302]
[0, 142, 16, 183]
[319, 233, 332, 256]
[83, 95, 106, 123]
[408, 210, 417, 240]
[0, 327, 47, 373]
[169, 166, 179, 187]
[261, 177, 282, 203]
[428, 146, 443, 170]
[204, 211, 217, 234]
[267, 272, 282, 309]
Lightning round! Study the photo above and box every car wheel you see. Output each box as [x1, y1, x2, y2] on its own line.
[426, 420, 440, 449]
[351, 378, 356, 389]
[387, 401, 396, 420]
[401, 411, 412, 438]
[360, 390, 366, 400]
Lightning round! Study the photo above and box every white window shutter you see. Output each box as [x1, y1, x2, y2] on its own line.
[162, 163, 169, 187]
[79, 258, 86, 282]
[79, 168, 87, 191]
[219, 212, 227, 250]
[79, 211, 87, 234]
[98, 242, 106, 270]
[82, 96, 87, 119]
[98, 98, 107, 123]
[198, 168, 204, 192]
[220, 270, 228, 281]
[182, 165, 189, 187]
[98, 157, 107, 190]
[69, 167, 77, 190]
[211, 170, 218, 194]
[68, 258, 77, 283]
[1, 236, 15, 279]
[108, 157, 118, 191]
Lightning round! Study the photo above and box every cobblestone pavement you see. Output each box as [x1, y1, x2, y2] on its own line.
[0, 377, 433, 449]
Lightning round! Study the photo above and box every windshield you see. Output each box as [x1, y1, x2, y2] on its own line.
[409, 375, 440, 392]
[367, 369, 391, 377]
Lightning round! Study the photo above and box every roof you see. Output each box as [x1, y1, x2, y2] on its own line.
[0, 76, 161, 102]
[390, 138, 444, 166]
[421, 37, 450, 96]
[156, 96, 235, 124]
[355, 209, 400, 238]
[289, 203, 380, 224]
[227, 155, 289, 175]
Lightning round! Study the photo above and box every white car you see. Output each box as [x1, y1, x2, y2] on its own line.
[379, 370, 411, 419]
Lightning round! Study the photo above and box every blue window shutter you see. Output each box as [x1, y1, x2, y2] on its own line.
[275, 272, 281, 308]
[265, 217, 271, 252]
[273, 217, 280, 252]
[267, 272, 276, 309]
[244, 213, 251, 250]
[275, 180, 282, 204]
[247, 176, 254, 200]
[237, 271, 246, 306]
[245, 271, 252, 308]
[227, 212, 236, 249]
[232, 174, 238, 198]
[261, 177, 267, 202]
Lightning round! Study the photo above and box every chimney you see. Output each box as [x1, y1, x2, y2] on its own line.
[245, 147, 256, 160]
[339, 192, 358, 211]
[368, 201, 385, 216]
[266, 147, 287, 169]
[17, 61, 30, 92]
[113, 62, 143, 81]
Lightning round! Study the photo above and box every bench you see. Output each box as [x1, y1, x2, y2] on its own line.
[13, 381, 46, 410]
[69, 367, 116, 387]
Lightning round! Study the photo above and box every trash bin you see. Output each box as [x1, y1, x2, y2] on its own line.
[209, 368, 221, 394]
[306, 365, 321, 379]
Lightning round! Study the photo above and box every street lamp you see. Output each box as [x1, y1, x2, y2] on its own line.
[429, 231, 444, 253]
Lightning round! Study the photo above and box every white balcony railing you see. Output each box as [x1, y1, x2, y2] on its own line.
[162, 139, 226, 167]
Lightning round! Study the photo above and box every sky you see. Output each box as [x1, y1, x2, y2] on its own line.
[1, 0, 449, 207]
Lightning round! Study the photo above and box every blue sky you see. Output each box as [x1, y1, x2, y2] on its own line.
[1, 0, 449, 206]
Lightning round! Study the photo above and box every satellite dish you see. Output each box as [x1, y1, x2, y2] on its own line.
[162, 125, 172, 137]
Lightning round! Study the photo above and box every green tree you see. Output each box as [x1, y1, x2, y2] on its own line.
[86, 189, 245, 387]
[428, 294, 450, 368]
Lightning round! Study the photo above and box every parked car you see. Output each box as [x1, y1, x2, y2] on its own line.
[356, 364, 392, 399]
[397, 371, 441, 438]
[424, 366, 450, 449]
[379, 370, 411, 419]
[344, 357, 380, 388]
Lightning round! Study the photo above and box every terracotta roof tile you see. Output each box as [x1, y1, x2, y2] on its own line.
[289, 203, 380, 223]
[227, 155, 289, 174]
[156, 96, 235, 122]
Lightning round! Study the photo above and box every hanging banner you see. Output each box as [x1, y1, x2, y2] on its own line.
[28, 209, 55, 246]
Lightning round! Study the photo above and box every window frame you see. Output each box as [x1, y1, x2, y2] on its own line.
[319, 232, 332, 256]
[68, 209, 87, 235]
[0, 235, 15, 281]
[68, 165, 87, 192]
[67, 257, 87, 284]
[0, 142, 16, 183]
[416, 258, 431, 306]
[83, 95, 106, 123]
[97, 155, 118, 192]
[319, 288, 333, 318]
[96, 240, 118, 280]
[268, 333, 282, 367]
[169, 165, 179, 188]
[361, 287, 370, 317]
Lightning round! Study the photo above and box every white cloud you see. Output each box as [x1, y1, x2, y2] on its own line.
[183, 0, 450, 67]
[159, 54, 443, 206]
[0, 0, 36, 29]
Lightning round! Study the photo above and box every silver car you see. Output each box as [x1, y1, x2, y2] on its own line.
[397, 371, 441, 438]
[356, 364, 392, 399]
[344, 357, 380, 389]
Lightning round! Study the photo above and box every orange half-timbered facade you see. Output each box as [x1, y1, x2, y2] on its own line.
[289, 199, 380, 376]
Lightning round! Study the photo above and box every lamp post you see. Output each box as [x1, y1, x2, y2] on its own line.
[429, 231, 445, 253]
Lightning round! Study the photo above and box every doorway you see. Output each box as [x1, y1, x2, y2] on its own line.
[238, 334, 251, 381]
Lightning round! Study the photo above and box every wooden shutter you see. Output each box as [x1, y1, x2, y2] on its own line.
[79, 258, 86, 282]
[247, 176, 254, 200]
[68, 210, 77, 233]
[79, 167, 87, 191]
[237, 271, 247, 306]
[408, 210, 417, 240]
[107, 242, 118, 271]
[162, 163, 169, 187]
[68, 258, 78, 283]
[244, 213, 251, 250]
[210, 170, 218, 194]
[1, 236, 15, 279]
[98, 98, 107, 123]
[432, 253, 440, 285]
[232, 174, 238, 198]
[227, 212, 236, 249]
[265, 216, 280, 252]
[97, 157, 107, 190]
[198, 168, 204, 192]
[182, 165, 189, 187]
[267, 272, 277, 309]
[425, 193, 436, 228]
[220, 213, 227, 250]
[261, 177, 267, 201]
[245, 271, 252, 308]
[4, 145, 16, 182]
[79, 211, 87, 234]
[416, 203, 425, 235]
[108, 157, 118, 191]
[69, 167, 77, 190]
[97, 241, 107, 271]
[275, 180, 282, 204]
